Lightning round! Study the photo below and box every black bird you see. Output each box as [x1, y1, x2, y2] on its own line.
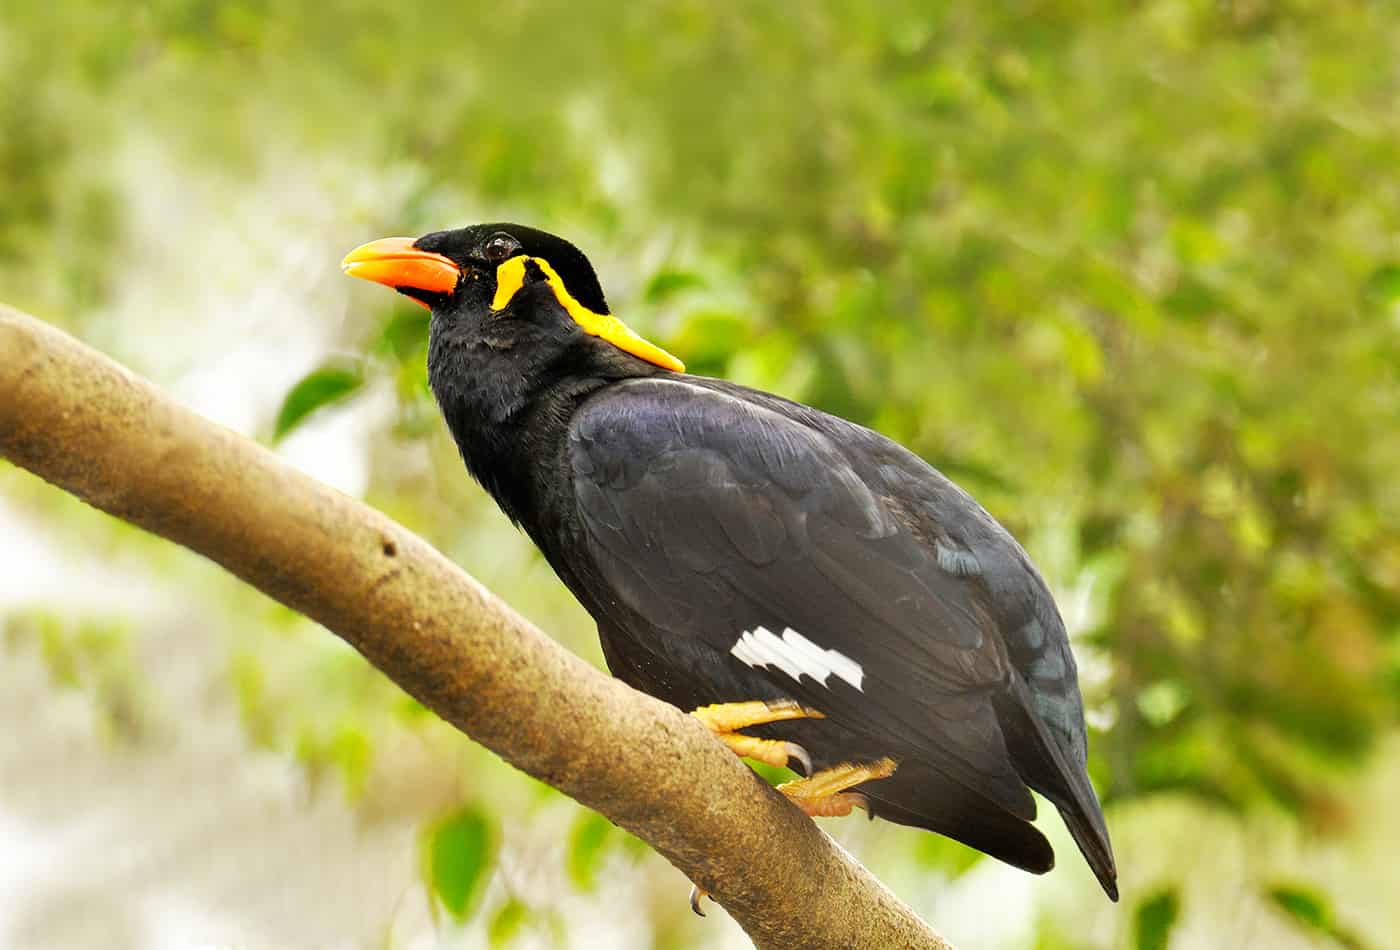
[342, 224, 1118, 901]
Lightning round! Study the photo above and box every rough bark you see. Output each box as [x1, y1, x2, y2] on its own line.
[0, 305, 953, 950]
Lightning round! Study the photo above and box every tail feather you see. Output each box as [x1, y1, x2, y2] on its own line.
[1051, 791, 1118, 901]
[994, 680, 1119, 900]
[861, 759, 1055, 875]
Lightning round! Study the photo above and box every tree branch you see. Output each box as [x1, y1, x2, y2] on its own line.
[0, 305, 953, 950]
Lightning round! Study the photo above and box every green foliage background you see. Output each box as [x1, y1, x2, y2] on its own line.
[2, 2, 1397, 948]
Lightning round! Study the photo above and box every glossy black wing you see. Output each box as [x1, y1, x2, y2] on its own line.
[866, 409, 1118, 896]
[568, 376, 1115, 895]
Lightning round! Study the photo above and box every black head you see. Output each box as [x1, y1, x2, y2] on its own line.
[411, 223, 609, 314]
[341, 222, 682, 374]
[343, 222, 683, 524]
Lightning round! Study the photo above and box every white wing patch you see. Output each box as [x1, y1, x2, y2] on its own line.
[730, 626, 865, 691]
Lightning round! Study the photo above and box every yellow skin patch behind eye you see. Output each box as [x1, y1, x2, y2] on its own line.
[491, 255, 685, 373]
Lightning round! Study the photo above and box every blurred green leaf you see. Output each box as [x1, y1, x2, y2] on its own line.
[37, 612, 78, 687]
[1134, 887, 1180, 950]
[644, 269, 706, 304]
[273, 366, 363, 442]
[327, 722, 372, 798]
[1266, 883, 1369, 950]
[394, 694, 432, 722]
[426, 806, 497, 921]
[744, 759, 796, 787]
[670, 309, 751, 369]
[228, 649, 272, 748]
[1364, 264, 1400, 309]
[1270, 884, 1329, 930]
[567, 810, 613, 891]
[378, 308, 432, 360]
[488, 897, 529, 947]
[913, 832, 985, 879]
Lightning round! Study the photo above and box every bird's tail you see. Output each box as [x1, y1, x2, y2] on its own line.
[995, 682, 1119, 901]
[861, 760, 1056, 876]
[1048, 782, 1118, 901]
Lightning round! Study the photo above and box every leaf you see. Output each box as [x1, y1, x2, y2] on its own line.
[327, 722, 372, 798]
[273, 365, 364, 442]
[488, 898, 529, 947]
[1269, 884, 1328, 929]
[743, 759, 794, 786]
[378, 308, 432, 360]
[1134, 887, 1180, 950]
[913, 833, 985, 879]
[393, 694, 432, 722]
[618, 828, 649, 858]
[566, 810, 613, 891]
[425, 807, 497, 920]
[1266, 883, 1368, 950]
[1364, 263, 1400, 309]
[643, 269, 705, 304]
[670, 309, 750, 367]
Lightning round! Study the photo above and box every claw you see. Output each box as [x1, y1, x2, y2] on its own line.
[694, 701, 821, 776]
[784, 740, 812, 777]
[689, 883, 709, 917]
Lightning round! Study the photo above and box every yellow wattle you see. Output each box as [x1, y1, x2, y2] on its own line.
[491, 255, 685, 374]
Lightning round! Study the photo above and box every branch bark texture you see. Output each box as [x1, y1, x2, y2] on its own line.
[0, 305, 953, 950]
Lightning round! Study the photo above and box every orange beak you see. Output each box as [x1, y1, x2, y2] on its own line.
[341, 237, 460, 308]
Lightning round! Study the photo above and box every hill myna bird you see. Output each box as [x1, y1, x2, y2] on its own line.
[342, 224, 1118, 903]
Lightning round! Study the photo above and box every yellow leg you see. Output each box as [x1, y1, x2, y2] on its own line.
[684, 705, 889, 916]
[690, 699, 824, 775]
[691, 699, 824, 733]
[778, 757, 898, 818]
[717, 733, 804, 770]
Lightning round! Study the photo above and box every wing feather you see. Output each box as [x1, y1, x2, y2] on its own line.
[568, 377, 1097, 834]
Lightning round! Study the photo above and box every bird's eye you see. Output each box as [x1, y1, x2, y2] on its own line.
[484, 234, 518, 264]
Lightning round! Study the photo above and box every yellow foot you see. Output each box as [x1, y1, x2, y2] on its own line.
[778, 757, 898, 818]
[691, 699, 825, 733]
[691, 699, 824, 774]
